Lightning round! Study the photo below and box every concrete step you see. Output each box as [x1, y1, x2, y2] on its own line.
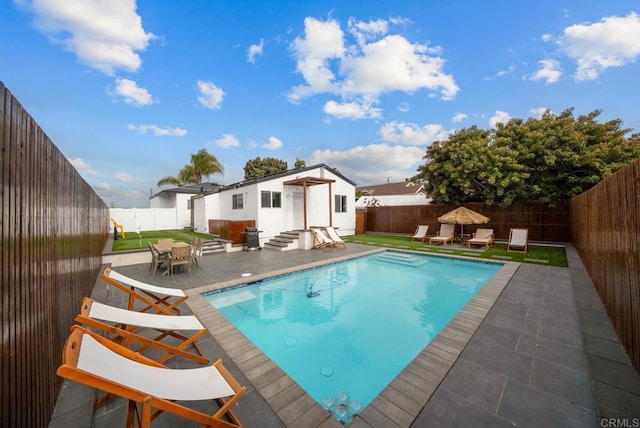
[264, 230, 300, 251]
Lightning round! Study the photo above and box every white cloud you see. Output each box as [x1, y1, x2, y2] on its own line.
[262, 136, 283, 150]
[529, 107, 553, 119]
[197, 80, 225, 109]
[68, 158, 99, 177]
[452, 112, 467, 123]
[309, 143, 424, 184]
[556, 12, 640, 81]
[95, 182, 110, 191]
[21, 0, 154, 75]
[397, 102, 410, 113]
[489, 111, 512, 128]
[247, 38, 264, 63]
[287, 17, 458, 117]
[379, 121, 451, 146]
[531, 59, 562, 84]
[114, 172, 135, 182]
[323, 100, 382, 120]
[127, 124, 187, 137]
[112, 78, 153, 106]
[484, 64, 517, 80]
[214, 134, 240, 148]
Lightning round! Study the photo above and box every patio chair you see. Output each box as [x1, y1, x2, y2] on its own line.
[100, 266, 187, 315]
[324, 226, 346, 249]
[191, 238, 204, 266]
[168, 245, 192, 277]
[148, 242, 169, 277]
[75, 297, 210, 366]
[429, 223, 456, 246]
[507, 228, 529, 253]
[466, 228, 494, 249]
[311, 228, 335, 251]
[57, 325, 247, 428]
[411, 225, 429, 242]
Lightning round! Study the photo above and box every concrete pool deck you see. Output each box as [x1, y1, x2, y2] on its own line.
[50, 243, 640, 427]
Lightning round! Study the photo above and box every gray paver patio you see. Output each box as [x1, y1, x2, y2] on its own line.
[49, 243, 640, 427]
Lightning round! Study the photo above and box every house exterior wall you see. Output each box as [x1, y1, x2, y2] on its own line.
[149, 193, 174, 208]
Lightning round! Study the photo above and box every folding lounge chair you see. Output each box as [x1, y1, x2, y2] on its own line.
[507, 228, 529, 253]
[100, 266, 187, 315]
[324, 226, 346, 249]
[429, 224, 456, 246]
[411, 225, 429, 242]
[75, 297, 210, 365]
[311, 228, 335, 251]
[467, 228, 494, 249]
[57, 326, 247, 428]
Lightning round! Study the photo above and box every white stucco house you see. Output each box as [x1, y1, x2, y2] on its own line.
[185, 164, 356, 248]
[149, 183, 221, 229]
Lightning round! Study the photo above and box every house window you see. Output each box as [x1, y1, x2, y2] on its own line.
[232, 193, 243, 209]
[261, 191, 281, 208]
[335, 194, 347, 212]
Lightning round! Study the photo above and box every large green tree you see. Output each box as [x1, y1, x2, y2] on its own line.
[415, 108, 640, 207]
[243, 157, 288, 180]
[157, 149, 224, 187]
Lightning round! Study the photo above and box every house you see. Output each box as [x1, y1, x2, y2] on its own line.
[149, 182, 221, 229]
[355, 179, 431, 208]
[191, 164, 356, 249]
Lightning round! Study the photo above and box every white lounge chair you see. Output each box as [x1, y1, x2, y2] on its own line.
[100, 266, 187, 315]
[429, 223, 456, 246]
[324, 226, 346, 249]
[467, 228, 494, 249]
[57, 326, 247, 428]
[411, 225, 429, 242]
[311, 228, 335, 251]
[75, 297, 210, 365]
[507, 228, 529, 253]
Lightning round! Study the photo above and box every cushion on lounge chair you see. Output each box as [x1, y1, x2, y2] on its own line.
[467, 228, 494, 248]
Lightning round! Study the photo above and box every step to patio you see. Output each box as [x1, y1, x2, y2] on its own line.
[201, 240, 224, 255]
[264, 230, 300, 251]
[375, 251, 429, 267]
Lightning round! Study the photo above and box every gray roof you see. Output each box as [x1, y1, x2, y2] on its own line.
[149, 182, 221, 199]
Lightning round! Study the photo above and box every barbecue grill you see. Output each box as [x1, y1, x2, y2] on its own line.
[242, 227, 262, 251]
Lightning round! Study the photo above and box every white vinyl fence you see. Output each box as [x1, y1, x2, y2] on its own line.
[109, 208, 179, 234]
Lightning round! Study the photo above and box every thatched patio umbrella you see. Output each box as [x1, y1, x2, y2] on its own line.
[437, 207, 489, 237]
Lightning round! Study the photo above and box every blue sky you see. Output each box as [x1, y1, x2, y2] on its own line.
[2, 1, 640, 208]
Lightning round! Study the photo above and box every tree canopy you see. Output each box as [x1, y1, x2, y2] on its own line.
[243, 157, 288, 180]
[415, 108, 640, 207]
[157, 149, 224, 187]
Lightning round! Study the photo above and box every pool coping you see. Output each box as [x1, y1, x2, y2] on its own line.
[185, 248, 519, 427]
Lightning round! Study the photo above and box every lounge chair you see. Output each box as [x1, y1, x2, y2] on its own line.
[429, 223, 456, 246]
[75, 297, 210, 365]
[467, 228, 494, 249]
[507, 228, 529, 253]
[411, 225, 429, 242]
[100, 266, 187, 315]
[57, 325, 247, 428]
[311, 228, 335, 251]
[324, 226, 346, 249]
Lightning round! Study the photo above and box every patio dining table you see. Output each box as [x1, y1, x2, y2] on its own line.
[153, 241, 191, 276]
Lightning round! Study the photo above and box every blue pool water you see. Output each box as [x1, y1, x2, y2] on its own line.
[204, 251, 501, 412]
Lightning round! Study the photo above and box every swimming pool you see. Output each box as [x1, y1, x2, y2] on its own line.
[204, 251, 501, 420]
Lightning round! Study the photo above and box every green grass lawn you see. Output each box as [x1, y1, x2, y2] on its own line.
[111, 229, 215, 252]
[344, 233, 568, 267]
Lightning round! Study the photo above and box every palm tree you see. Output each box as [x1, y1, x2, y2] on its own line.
[157, 149, 224, 187]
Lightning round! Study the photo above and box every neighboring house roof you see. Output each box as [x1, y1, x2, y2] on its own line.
[149, 182, 221, 200]
[219, 163, 356, 191]
[356, 180, 426, 196]
[355, 194, 431, 208]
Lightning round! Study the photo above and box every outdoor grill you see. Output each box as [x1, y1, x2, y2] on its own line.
[242, 227, 262, 251]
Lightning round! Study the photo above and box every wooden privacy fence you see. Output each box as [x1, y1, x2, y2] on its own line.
[570, 158, 640, 373]
[209, 219, 255, 244]
[1, 82, 109, 426]
[362, 201, 571, 242]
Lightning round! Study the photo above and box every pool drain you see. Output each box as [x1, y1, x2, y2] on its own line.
[284, 338, 297, 347]
[320, 366, 334, 377]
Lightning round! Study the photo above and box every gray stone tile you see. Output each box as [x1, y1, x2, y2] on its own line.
[516, 332, 588, 373]
[483, 310, 540, 336]
[583, 335, 631, 364]
[497, 379, 597, 428]
[530, 358, 595, 410]
[414, 388, 514, 428]
[591, 380, 640, 419]
[538, 319, 584, 348]
[461, 338, 533, 384]
[587, 354, 640, 395]
[439, 359, 507, 413]
[473, 322, 521, 351]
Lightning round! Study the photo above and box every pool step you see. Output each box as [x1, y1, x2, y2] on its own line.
[375, 252, 429, 267]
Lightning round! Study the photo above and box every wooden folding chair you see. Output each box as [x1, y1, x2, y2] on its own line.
[311, 228, 335, 251]
[57, 326, 247, 428]
[100, 266, 187, 315]
[75, 297, 210, 366]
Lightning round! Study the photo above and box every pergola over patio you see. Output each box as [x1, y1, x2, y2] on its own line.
[283, 176, 336, 230]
